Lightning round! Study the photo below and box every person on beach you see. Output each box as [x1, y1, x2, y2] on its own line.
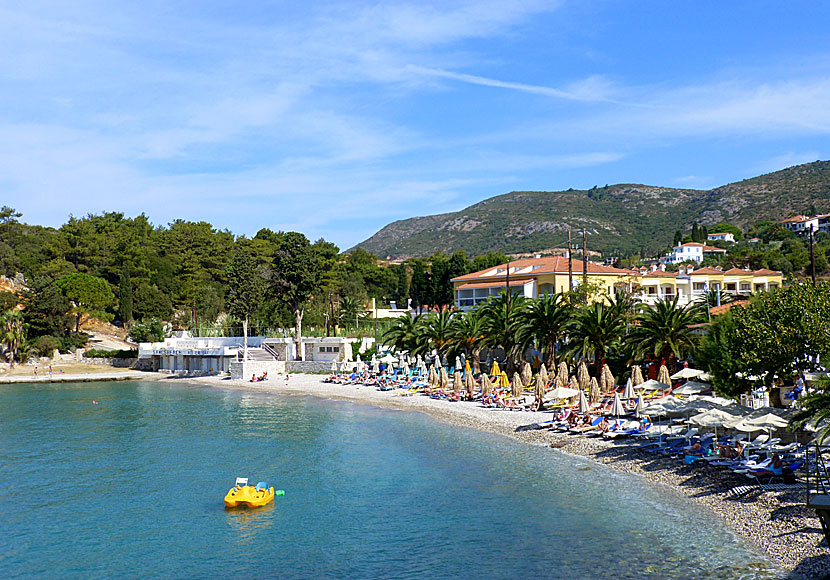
[284, 373, 290, 385]
[34, 366, 38, 377]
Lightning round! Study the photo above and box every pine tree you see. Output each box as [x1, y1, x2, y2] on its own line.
[118, 263, 133, 327]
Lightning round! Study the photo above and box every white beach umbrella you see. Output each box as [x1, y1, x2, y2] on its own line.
[735, 413, 789, 433]
[671, 368, 704, 380]
[456, 356, 463, 372]
[637, 379, 669, 392]
[380, 353, 397, 364]
[610, 393, 626, 419]
[330, 360, 338, 371]
[635, 395, 645, 418]
[545, 386, 579, 401]
[578, 390, 590, 415]
[622, 377, 635, 399]
[673, 381, 709, 396]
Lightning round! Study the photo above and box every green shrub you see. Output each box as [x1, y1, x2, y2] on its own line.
[32, 335, 59, 358]
[128, 318, 165, 343]
[59, 332, 89, 353]
[85, 348, 138, 359]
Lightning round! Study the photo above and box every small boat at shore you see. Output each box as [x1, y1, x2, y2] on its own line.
[224, 477, 278, 508]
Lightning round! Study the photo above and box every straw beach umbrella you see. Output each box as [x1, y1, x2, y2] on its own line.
[428, 366, 437, 386]
[465, 371, 476, 398]
[440, 367, 449, 389]
[589, 376, 601, 404]
[631, 365, 644, 387]
[538, 364, 549, 392]
[558, 362, 569, 387]
[453, 371, 462, 392]
[601, 363, 615, 392]
[568, 375, 580, 405]
[534, 376, 545, 399]
[511, 372, 524, 397]
[481, 373, 493, 397]
[658, 363, 671, 386]
[521, 361, 532, 386]
[598, 371, 608, 394]
[577, 361, 590, 391]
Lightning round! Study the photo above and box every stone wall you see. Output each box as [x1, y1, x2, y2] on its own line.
[79, 357, 155, 371]
[286, 360, 334, 374]
[229, 360, 286, 380]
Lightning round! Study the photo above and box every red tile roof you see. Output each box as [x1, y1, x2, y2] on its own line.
[451, 256, 631, 282]
[723, 267, 753, 275]
[688, 267, 724, 275]
[456, 280, 526, 290]
[752, 268, 782, 276]
[710, 300, 749, 316]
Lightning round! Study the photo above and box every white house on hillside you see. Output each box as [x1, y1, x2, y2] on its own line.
[707, 232, 735, 243]
[664, 242, 727, 264]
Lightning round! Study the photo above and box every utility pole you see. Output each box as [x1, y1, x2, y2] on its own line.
[810, 225, 817, 285]
[505, 259, 511, 326]
[568, 230, 573, 292]
[582, 229, 588, 287]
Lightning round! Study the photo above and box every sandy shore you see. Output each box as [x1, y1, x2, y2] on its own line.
[29, 370, 830, 577]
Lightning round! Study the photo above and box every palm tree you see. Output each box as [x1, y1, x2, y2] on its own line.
[382, 314, 425, 354]
[421, 309, 455, 358]
[630, 296, 704, 370]
[448, 310, 487, 373]
[478, 290, 528, 374]
[698, 288, 733, 308]
[515, 292, 571, 370]
[338, 296, 365, 331]
[791, 375, 830, 443]
[568, 301, 624, 365]
[0, 309, 26, 368]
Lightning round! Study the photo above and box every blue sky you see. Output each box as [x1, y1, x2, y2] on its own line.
[2, 1, 829, 250]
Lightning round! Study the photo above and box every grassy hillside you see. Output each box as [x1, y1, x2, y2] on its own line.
[355, 160, 830, 259]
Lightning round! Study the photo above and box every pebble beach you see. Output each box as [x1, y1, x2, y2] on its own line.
[175, 372, 829, 579]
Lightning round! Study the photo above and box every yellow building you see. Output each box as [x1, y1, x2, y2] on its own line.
[452, 258, 784, 309]
[451, 256, 633, 309]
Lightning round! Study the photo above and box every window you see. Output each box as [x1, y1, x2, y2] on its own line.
[740, 283, 751, 292]
[647, 286, 657, 295]
[319, 346, 339, 353]
[538, 283, 554, 296]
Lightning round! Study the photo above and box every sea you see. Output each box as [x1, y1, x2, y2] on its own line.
[0, 381, 782, 579]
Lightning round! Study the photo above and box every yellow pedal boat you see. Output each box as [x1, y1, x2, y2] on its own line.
[224, 477, 275, 508]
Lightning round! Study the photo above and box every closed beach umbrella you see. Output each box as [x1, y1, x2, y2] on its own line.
[598, 371, 608, 393]
[482, 373, 493, 396]
[610, 392, 626, 418]
[428, 366, 437, 386]
[623, 377, 635, 400]
[535, 377, 545, 399]
[538, 364, 549, 391]
[521, 361, 532, 386]
[635, 395, 645, 418]
[440, 367, 449, 389]
[464, 359, 472, 378]
[499, 371, 510, 389]
[631, 365, 644, 387]
[465, 371, 476, 395]
[578, 361, 590, 391]
[658, 363, 671, 386]
[568, 375, 580, 405]
[330, 360, 338, 371]
[601, 363, 615, 392]
[402, 362, 411, 376]
[434, 354, 442, 371]
[558, 362, 570, 387]
[453, 370, 462, 392]
[491, 360, 501, 378]
[589, 376, 601, 404]
[511, 372, 523, 397]
[671, 367, 704, 380]
[578, 390, 590, 414]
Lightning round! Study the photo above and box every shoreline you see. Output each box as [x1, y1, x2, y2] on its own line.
[15, 369, 828, 577]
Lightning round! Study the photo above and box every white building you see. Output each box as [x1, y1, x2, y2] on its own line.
[782, 215, 820, 232]
[707, 232, 735, 243]
[664, 242, 727, 264]
[138, 335, 356, 373]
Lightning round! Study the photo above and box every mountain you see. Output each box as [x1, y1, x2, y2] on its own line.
[354, 160, 830, 259]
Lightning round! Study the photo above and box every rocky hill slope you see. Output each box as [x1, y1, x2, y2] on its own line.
[355, 160, 830, 259]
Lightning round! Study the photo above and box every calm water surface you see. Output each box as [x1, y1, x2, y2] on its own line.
[0, 381, 781, 579]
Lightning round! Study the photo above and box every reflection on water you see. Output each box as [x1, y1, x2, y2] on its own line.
[0, 381, 783, 580]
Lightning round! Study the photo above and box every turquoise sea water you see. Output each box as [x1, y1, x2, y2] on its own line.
[0, 381, 781, 579]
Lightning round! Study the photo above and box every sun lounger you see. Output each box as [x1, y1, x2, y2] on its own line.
[570, 416, 603, 433]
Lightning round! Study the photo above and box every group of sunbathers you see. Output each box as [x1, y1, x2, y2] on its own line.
[250, 372, 268, 382]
